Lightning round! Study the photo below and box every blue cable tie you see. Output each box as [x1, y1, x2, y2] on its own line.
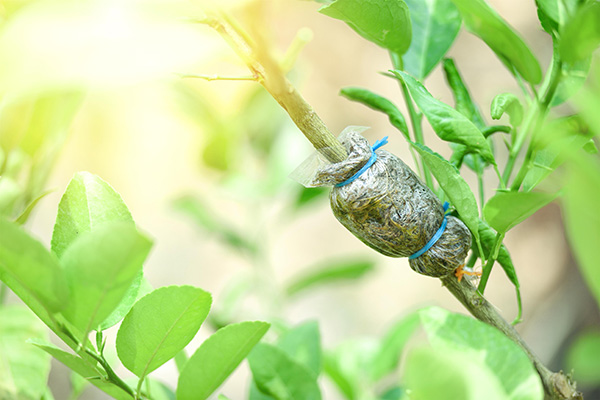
[335, 136, 389, 188]
[409, 202, 450, 260]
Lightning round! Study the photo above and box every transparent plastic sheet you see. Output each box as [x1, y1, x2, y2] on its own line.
[291, 126, 471, 277]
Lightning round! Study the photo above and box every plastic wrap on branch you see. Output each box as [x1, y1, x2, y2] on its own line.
[293, 127, 471, 277]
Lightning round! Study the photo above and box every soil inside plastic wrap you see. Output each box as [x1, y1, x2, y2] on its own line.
[293, 127, 471, 277]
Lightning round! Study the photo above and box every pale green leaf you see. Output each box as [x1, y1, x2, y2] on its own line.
[277, 321, 321, 376]
[177, 321, 270, 400]
[562, 154, 600, 307]
[411, 144, 480, 240]
[535, 0, 578, 33]
[566, 331, 600, 385]
[248, 343, 321, 400]
[60, 222, 152, 342]
[403, 346, 507, 400]
[116, 285, 211, 378]
[0, 218, 68, 313]
[370, 313, 419, 381]
[393, 71, 494, 163]
[418, 307, 544, 399]
[285, 259, 375, 297]
[29, 339, 131, 400]
[323, 339, 379, 399]
[442, 58, 485, 129]
[491, 93, 523, 127]
[403, 0, 462, 79]
[340, 87, 409, 139]
[0, 306, 51, 400]
[559, 2, 600, 63]
[449, 0, 542, 84]
[483, 192, 556, 234]
[51, 171, 133, 259]
[98, 274, 151, 331]
[319, 0, 412, 55]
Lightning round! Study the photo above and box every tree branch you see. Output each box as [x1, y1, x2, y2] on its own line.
[196, 8, 581, 399]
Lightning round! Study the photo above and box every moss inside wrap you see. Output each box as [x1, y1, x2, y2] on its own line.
[302, 127, 471, 277]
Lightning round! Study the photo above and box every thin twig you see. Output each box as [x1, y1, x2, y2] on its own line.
[194, 10, 347, 163]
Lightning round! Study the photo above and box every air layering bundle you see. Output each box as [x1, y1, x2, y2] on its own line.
[294, 127, 471, 277]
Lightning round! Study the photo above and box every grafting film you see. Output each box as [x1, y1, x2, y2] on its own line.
[293, 127, 471, 277]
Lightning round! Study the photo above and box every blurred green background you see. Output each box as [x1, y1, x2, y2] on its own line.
[0, 0, 598, 398]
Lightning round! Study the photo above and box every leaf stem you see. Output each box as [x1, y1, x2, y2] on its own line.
[135, 377, 145, 400]
[493, 164, 506, 190]
[478, 232, 504, 293]
[0, 283, 6, 305]
[504, 56, 563, 189]
[477, 173, 485, 211]
[59, 324, 137, 398]
[512, 286, 523, 325]
[389, 53, 434, 189]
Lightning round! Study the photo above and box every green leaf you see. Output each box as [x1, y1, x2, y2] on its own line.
[535, 0, 578, 32]
[411, 144, 480, 240]
[0, 218, 68, 313]
[402, 0, 462, 79]
[417, 307, 544, 399]
[0, 306, 51, 400]
[522, 116, 592, 191]
[98, 274, 152, 331]
[60, 222, 152, 342]
[379, 386, 403, 400]
[144, 379, 177, 400]
[15, 189, 54, 225]
[340, 87, 409, 139]
[292, 187, 329, 211]
[551, 57, 592, 107]
[369, 313, 419, 381]
[249, 381, 274, 400]
[491, 93, 523, 127]
[562, 154, 600, 307]
[116, 285, 211, 378]
[403, 346, 508, 400]
[319, 0, 412, 55]
[442, 58, 491, 174]
[51, 172, 141, 332]
[392, 70, 494, 163]
[29, 339, 132, 400]
[323, 339, 379, 399]
[559, 2, 600, 63]
[51, 171, 133, 259]
[483, 192, 556, 234]
[176, 321, 270, 400]
[566, 331, 600, 385]
[277, 321, 322, 376]
[285, 258, 375, 297]
[449, 0, 542, 84]
[442, 58, 486, 129]
[248, 343, 322, 400]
